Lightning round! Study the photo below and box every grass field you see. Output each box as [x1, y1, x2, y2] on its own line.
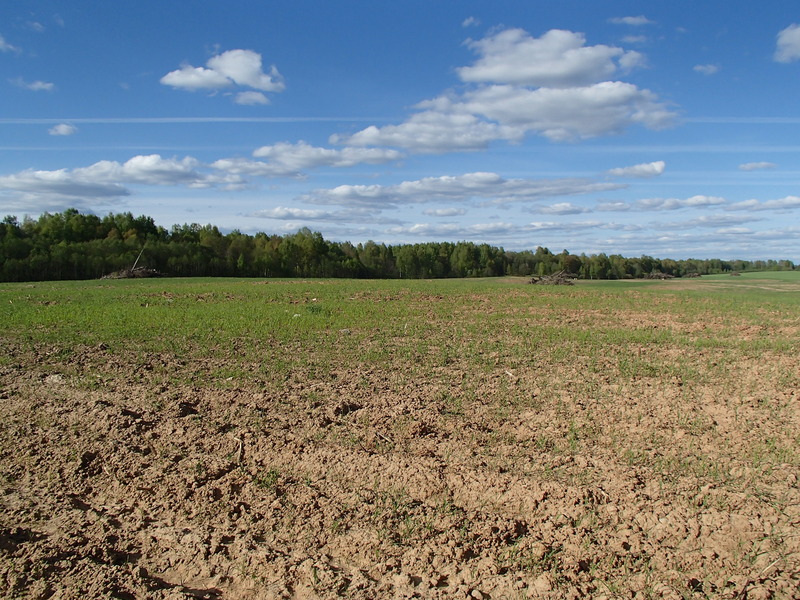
[1, 274, 798, 599]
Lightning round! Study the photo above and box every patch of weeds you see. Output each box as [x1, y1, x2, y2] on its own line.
[254, 468, 281, 491]
[440, 390, 464, 416]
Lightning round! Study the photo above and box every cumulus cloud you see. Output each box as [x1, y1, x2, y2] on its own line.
[206, 49, 285, 91]
[11, 77, 55, 92]
[209, 157, 298, 178]
[458, 29, 645, 87]
[161, 49, 285, 102]
[213, 142, 403, 178]
[48, 123, 78, 136]
[75, 155, 217, 187]
[235, 91, 269, 105]
[160, 66, 230, 90]
[424, 208, 467, 217]
[693, 64, 719, 75]
[336, 28, 674, 152]
[608, 16, 654, 26]
[300, 171, 624, 209]
[738, 161, 777, 171]
[775, 24, 800, 63]
[252, 207, 337, 220]
[252, 141, 403, 169]
[0, 169, 128, 199]
[659, 214, 755, 230]
[726, 196, 800, 211]
[596, 201, 632, 212]
[385, 219, 623, 242]
[0, 154, 243, 207]
[463, 82, 670, 140]
[250, 206, 398, 228]
[715, 227, 753, 235]
[386, 222, 516, 238]
[607, 160, 665, 178]
[534, 202, 591, 215]
[333, 110, 522, 153]
[636, 195, 726, 210]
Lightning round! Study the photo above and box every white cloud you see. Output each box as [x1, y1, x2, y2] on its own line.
[252, 206, 335, 220]
[715, 227, 753, 235]
[11, 77, 55, 92]
[234, 91, 269, 105]
[462, 83, 673, 141]
[693, 64, 719, 75]
[775, 24, 800, 63]
[726, 196, 800, 211]
[607, 160, 665, 178]
[0, 155, 243, 208]
[160, 66, 231, 90]
[386, 221, 625, 244]
[340, 81, 673, 150]
[333, 110, 521, 153]
[738, 161, 777, 171]
[608, 16, 655, 26]
[213, 142, 403, 178]
[636, 195, 726, 210]
[0, 35, 20, 53]
[0, 169, 130, 198]
[161, 49, 285, 101]
[209, 157, 299, 178]
[534, 202, 591, 215]
[659, 214, 755, 230]
[337, 28, 674, 152]
[206, 49, 285, 92]
[249, 207, 391, 225]
[462, 17, 480, 28]
[424, 208, 467, 217]
[458, 29, 644, 87]
[75, 155, 216, 187]
[596, 201, 632, 212]
[252, 141, 402, 169]
[621, 35, 647, 44]
[386, 221, 519, 239]
[48, 123, 78, 136]
[300, 171, 624, 209]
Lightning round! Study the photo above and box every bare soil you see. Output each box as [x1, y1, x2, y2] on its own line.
[1, 307, 798, 599]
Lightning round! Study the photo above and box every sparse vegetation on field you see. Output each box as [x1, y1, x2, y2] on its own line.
[0, 274, 798, 598]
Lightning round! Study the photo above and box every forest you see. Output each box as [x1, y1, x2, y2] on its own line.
[0, 209, 795, 282]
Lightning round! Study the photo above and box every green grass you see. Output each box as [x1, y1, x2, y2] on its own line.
[2, 274, 798, 360]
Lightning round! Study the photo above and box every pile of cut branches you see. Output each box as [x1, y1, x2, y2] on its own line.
[529, 270, 577, 285]
[102, 267, 164, 279]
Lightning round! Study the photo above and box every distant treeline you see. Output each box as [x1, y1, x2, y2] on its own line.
[0, 209, 795, 282]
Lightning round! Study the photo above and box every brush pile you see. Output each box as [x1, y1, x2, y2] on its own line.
[529, 270, 577, 285]
[102, 267, 164, 279]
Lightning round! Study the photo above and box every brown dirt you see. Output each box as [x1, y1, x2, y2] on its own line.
[1, 324, 799, 598]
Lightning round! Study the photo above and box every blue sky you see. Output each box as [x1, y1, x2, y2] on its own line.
[1, 0, 799, 260]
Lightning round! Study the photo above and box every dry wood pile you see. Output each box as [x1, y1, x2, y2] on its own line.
[102, 267, 164, 279]
[529, 270, 577, 285]
[644, 272, 675, 280]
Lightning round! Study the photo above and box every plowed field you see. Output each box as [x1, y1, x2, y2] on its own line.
[1, 275, 798, 599]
